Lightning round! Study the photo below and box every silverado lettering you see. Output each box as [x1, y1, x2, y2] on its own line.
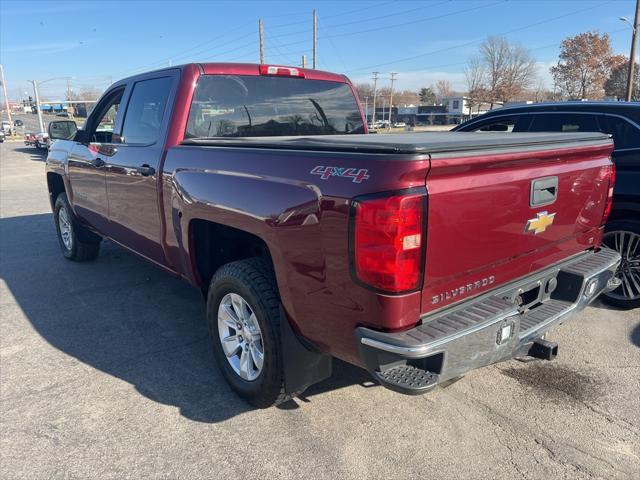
[432, 275, 496, 304]
[45, 62, 620, 407]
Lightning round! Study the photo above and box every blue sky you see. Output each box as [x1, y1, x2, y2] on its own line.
[1, 0, 637, 101]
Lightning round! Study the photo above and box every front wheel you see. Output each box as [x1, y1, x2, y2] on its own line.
[601, 220, 640, 309]
[54, 193, 101, 261]
[206, 258, 290, 407]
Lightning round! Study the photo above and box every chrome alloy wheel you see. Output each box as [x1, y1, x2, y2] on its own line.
[603, 230, 640, 301]
[58, 206, 73, 251]
[217, 293, 264, 381]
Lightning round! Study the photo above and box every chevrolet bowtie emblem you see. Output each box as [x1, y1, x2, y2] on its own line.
[525, 211, 556, 234]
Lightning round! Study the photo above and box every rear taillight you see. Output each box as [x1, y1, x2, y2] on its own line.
[601, 162, 616, 225]
[351, 191, 426, 293]
[259, 65, 305, 78]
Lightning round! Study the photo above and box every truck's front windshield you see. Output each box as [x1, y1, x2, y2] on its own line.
[185, 75, 364, 138]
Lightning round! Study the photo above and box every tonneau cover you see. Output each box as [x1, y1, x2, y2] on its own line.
[182, 131, 611, 155]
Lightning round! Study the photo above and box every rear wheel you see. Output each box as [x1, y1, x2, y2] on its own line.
[601, 220, 640, 309]
[206, 258, 290, 407]
[54, 193, 101, 261]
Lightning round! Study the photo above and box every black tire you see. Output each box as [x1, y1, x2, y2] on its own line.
[206, 258, 290, 408]
[54, 193, 101, 261]
[601, 219, 640, 309]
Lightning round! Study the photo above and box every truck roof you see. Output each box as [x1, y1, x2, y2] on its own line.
[182, 131, 611, 156]
[120, 62, 350, 85]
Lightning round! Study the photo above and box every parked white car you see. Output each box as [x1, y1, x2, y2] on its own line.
[1, 121, 13, 135]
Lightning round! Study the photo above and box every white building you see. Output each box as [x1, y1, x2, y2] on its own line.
[441, 96, 503, 118]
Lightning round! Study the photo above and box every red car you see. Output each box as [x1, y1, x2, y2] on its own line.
[24, 131, 49, 149]
[45, 63, 620, 407]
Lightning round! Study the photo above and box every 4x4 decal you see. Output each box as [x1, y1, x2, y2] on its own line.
[310, 166, 370, 183]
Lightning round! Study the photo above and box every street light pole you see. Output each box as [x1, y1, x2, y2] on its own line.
[29, 76, 73, 133]
[621, 0, 640, 101]
[0, 64, 13, 128]
[31, 80, 45, 133]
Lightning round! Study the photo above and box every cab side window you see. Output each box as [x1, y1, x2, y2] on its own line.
[121, 77, 173, 145]
[602, 115, 640, 150]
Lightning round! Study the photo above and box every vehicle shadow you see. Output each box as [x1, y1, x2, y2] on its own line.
[588, 298, 626, 311]
[0, 213, 377, 423]
[11, 146, 47, 161]
[631, 323, 640, 348]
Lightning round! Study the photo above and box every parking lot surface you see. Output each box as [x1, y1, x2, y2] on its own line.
[1, 141, 638, 479]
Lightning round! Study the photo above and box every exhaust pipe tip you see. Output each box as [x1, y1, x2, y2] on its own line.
[528, 338, 558, 361]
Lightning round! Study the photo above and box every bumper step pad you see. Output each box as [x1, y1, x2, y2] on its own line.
[373, 365, 439, 395]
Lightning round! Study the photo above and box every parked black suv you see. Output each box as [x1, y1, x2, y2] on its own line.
[454, 102, 640, 309]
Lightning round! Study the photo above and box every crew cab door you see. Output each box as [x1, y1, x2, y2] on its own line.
[67, 87, 125, 233]
[104, 73, 177, 265]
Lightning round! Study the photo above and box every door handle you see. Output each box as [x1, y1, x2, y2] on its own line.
[137, 164, 155, 176]
[92, 157, 106, 167]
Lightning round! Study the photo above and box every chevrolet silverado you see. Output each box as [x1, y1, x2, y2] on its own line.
[45, 63, 621, 407]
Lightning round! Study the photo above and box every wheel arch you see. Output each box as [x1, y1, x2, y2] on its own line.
[46, 172, 66, 210]
[189, 218, 275, 295]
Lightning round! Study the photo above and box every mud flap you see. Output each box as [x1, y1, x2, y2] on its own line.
[279, 306, 332, 395]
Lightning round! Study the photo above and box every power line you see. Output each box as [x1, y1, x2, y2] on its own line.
[112, 2, 393, 79]
[269, 1, 451, 40]
[345, 0, 615, 73]
[318, 0, 506, 41]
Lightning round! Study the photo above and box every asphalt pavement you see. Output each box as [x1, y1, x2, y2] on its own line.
[2, 112, 71, 136]
[0, 141, 638, 479]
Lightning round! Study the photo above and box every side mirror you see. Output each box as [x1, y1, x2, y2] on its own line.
[48, 120, 78, 140]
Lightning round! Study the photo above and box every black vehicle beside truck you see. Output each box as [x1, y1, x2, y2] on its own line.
[454, 102, 640, 309]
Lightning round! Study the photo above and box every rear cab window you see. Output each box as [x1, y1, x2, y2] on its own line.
[185, 75, 364, 138]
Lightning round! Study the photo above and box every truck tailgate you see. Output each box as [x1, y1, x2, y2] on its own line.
[422, 137, 614, 314]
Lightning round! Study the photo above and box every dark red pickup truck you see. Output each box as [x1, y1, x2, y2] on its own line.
[46, 63, 621, 407]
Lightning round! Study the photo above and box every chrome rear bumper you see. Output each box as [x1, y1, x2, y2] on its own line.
[357, 248, 621, 394]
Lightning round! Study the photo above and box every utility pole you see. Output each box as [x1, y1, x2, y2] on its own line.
[371, 72, 379, 127]
[302, 55, 306, 68]
[382, 98, 386, 126]
[0, 64, 13, 128]
[388, 72, 397, 129]
[364, 97, 369, 125]
[312, 10, 317, 69]
[66, 78, 72, 115]
[259, 19, 265, 64]
[31, 80, 44, 133]
[625, 0, 639, 101]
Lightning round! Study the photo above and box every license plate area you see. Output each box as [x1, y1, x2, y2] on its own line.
[499, 273, 559, 313]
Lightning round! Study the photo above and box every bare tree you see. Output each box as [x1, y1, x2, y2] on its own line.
[479, 36, 537, 105]
[464, 55, 486, 115]
[501, 43, 537, 101]
[66, 87, 102, 102]
[394, 89, 420, 106]
[434, 79, 454, 100]
[353, 83, 374, 102]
